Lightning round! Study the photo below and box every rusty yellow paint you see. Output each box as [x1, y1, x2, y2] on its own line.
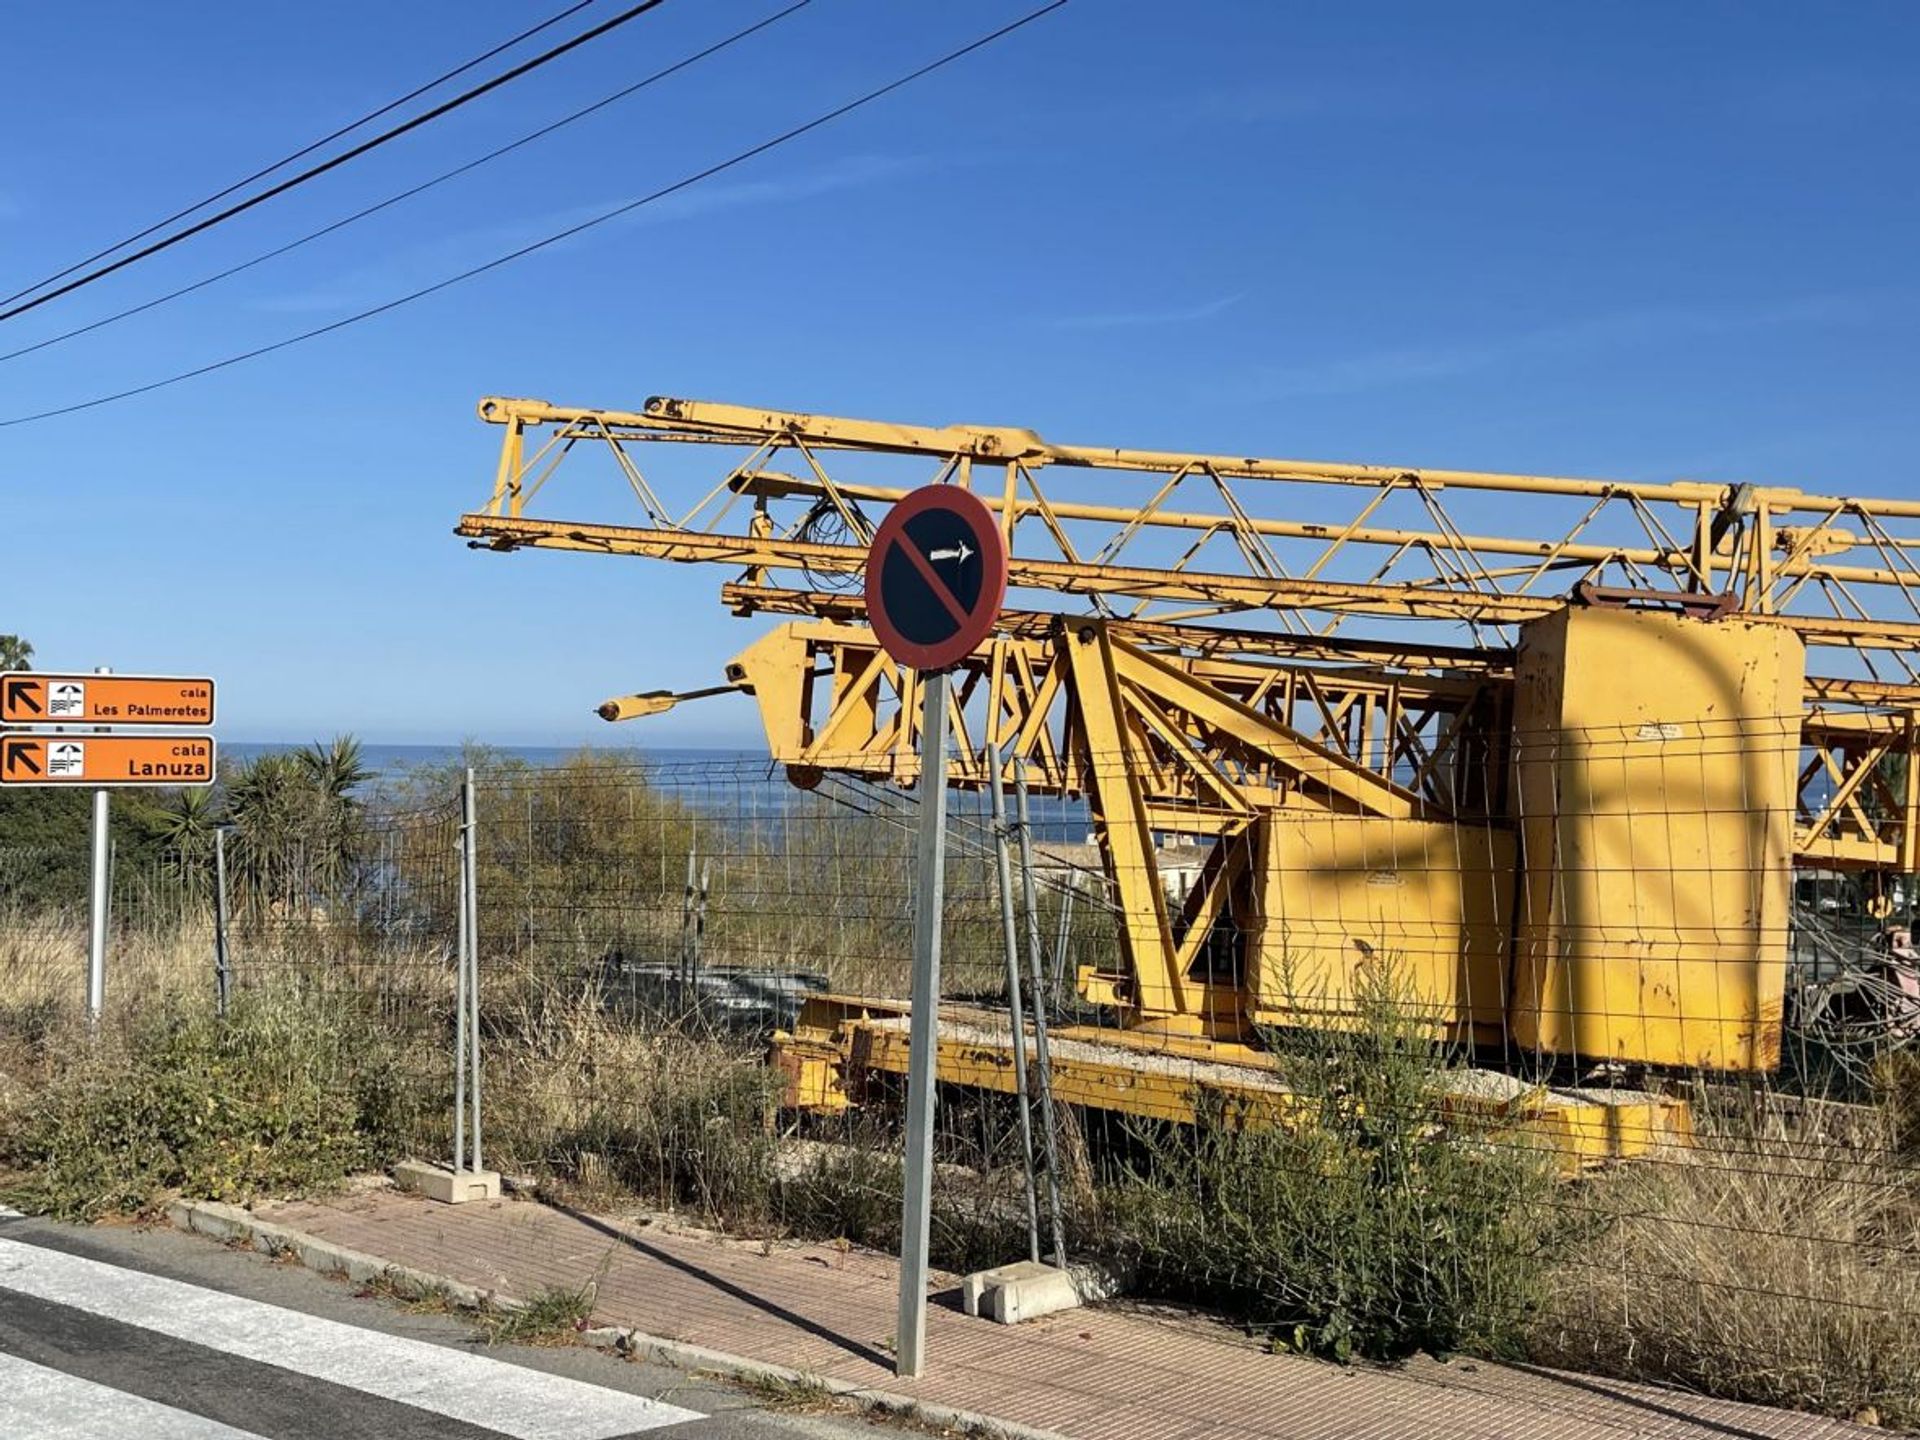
[1248, 816, 1515, 1042]
[771, 995, 1690, 1171]
[769, 1036, 849, 1113]
[1508, 607, 1804, 1071]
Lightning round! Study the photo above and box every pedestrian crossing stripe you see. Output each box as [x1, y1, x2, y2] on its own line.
[0, 1237, 701, 1438]
[0, 1350, 269, 1439]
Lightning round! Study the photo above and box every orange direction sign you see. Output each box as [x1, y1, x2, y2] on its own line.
[0, 735, 215, 787]
[1, 673, 214, 727]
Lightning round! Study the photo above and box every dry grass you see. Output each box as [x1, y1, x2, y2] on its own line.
[1535, 1094, 1920, 1428]
[6, 899, 1920, 1428]
[728, 1371, 838, 1413]
[0, 909, 454, 1029]
[0, 909, 209, 1015]
[480, 972, 780, 1221]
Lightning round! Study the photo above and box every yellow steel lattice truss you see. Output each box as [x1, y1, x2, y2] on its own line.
[456, 392, 1920, 1155]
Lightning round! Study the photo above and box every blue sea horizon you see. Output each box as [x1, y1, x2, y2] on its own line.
[223, 741, 766, 776]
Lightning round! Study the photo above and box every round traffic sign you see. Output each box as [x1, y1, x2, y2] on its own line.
[863, 485, 1009, 672]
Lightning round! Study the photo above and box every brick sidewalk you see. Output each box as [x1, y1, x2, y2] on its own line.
[251, 1188, 1864, 1440]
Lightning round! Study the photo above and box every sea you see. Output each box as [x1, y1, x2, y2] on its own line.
[222, 743, 760, 775]
[220, 741, 1091, 839]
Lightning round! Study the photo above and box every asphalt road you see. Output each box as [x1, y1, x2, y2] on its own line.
[0, 1210, 913, 1440]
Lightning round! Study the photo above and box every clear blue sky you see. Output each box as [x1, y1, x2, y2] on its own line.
[4, 2, 1916, 746]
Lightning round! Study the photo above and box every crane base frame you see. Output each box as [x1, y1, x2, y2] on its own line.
[771, 993, 1695, 1172]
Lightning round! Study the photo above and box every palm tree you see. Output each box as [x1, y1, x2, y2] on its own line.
[222, 736, 376, 916]
[224, 752, 308, 911]
[0, 635, 32, 672]
[154, 785, 221, 890]
[296, 735, 374, 801]
[297, 736, 374, 897]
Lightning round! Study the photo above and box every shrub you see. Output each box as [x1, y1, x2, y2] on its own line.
[0, 989, 422, 1220]
[1106, 961, 1571, 1362]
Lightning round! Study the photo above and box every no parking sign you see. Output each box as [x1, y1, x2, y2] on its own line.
[863, 485, 1008, 672]
[863, 484, 1007, 1379]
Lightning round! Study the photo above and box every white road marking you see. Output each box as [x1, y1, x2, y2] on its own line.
[0, 1207, 24, 1219]
[0, 1350, 269, 1439]
[0, 1238, 701, 1439]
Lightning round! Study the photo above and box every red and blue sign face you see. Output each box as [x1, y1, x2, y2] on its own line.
[863, 485, 1009, 672]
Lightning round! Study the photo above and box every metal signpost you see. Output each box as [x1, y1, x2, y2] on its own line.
[0, 668, 217, 1022]
[863, 484, 1008, 1380]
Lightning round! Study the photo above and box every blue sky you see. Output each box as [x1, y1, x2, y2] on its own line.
[3, 1, 1916, 745]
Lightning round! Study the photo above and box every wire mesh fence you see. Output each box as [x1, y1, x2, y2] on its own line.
[1, 733, 1917, 1423]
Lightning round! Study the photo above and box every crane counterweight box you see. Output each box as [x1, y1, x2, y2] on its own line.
[1508, 605, 1804, 1071]
[1249, 815, 1514, 1045]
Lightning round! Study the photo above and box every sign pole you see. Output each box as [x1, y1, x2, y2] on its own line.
[895, 667, 950, 1380]
[86, 666, 111, 1025]
[862, 480, 1007, 1381]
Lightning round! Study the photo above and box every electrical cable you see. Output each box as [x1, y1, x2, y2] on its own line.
[0, 2, 809, 367]
[0, 0, 671, 326]
[0, 2, 1069, 429]
[0, 0, 600, 309]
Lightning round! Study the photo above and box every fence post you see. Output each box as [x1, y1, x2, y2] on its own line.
[1013, 759, 1068, 1267]
[463, 767, 482, 1175]
[212, 825, 232, 1018]
[454, 785, 469, 1175]
[987, 741, 1043, 1266]
[1050, 870, 1079, 1009]
[692, 856, 710, 1024]
[680, 848, 697, 1011]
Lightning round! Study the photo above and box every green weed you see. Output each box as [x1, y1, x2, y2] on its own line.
[0, 988, 423, 1220]
[1106, 960, 1572, 1363]
[476, 1282, 596, 1346]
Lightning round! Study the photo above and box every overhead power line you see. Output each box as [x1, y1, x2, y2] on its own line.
[0, 0, 599, 310]
[0, 2, 810, 367]
[0, 0, 1069, 430]
[0, 0, 670, 327]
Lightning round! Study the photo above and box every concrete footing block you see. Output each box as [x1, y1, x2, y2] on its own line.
[958, 1260, 1073, 1324]
[962, 1256, 1136, 1325]
[394, 1161, 501, 1205]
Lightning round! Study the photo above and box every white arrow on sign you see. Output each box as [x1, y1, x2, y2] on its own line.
[928, 541, 974, 564]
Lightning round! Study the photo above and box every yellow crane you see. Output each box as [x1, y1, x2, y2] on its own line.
[457, 393, 1920, 1161]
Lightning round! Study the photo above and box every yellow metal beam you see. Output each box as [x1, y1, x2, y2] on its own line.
[479, 392, 1920, 520]
[456, 512, 1920, 651]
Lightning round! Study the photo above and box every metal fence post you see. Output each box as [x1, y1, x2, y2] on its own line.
[680, 849, 696, 998]
[1014, 759, 1068, 1267]
[1051, 870, 1079, 1008]
[986, 741, 1042, 1266]
[454, 784, 469, 1176]
[213, 825, 232, 1018]
[896, 668, 950, 1381]
[463, 767, 482, 1175]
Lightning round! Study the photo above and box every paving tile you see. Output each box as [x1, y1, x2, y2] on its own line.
[252, 1191, 1869, 1440]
